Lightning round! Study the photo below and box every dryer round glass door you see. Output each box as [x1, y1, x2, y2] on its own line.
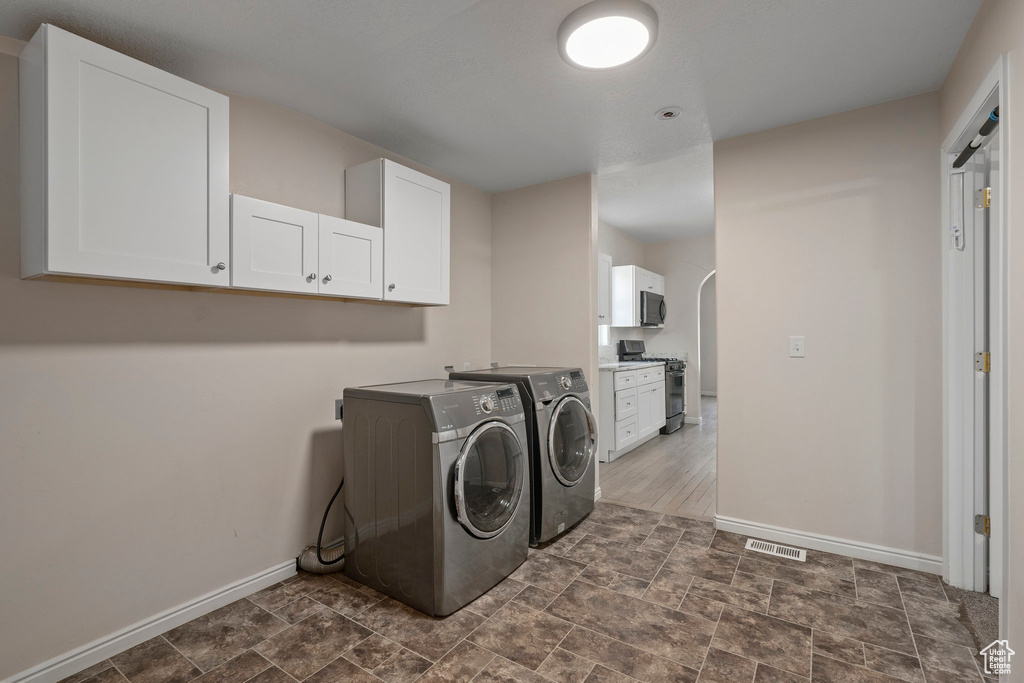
[453, 421, 525, 539]
[548, 396, 597, 486]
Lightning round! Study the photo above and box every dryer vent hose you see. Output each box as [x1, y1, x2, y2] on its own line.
[297, 539, 345, 573]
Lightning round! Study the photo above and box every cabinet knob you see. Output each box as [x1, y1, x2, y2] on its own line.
[323, 274, 332, 283]
[388, 283, 396, 292]
[216, 262, 226, 271]
[308, 273, 317, 280]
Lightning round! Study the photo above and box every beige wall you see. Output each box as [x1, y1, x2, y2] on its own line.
[491, 174, 598, 378]
[699, 275, 718, 395]
[0, 46, 494, 676]
[642, 234, 716, 420]
[714, 92, 943, 556]
[940, 0, 1024, 656]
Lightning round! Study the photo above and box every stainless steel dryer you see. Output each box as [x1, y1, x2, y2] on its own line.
[448, 367, 597, 544]
[341, 379, 530, 616]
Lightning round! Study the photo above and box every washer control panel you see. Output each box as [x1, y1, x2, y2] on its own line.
[473, 386, 521, 416]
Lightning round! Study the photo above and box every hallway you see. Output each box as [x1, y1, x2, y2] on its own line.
[599, 396, 717, 519]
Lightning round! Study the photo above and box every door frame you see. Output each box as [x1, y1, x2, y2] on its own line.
[940, 55, 1008, 618]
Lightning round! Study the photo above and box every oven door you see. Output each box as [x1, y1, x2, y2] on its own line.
[640, 291, 666, 326]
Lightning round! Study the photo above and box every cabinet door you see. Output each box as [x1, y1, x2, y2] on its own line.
[639, 270, 655, 293]
[637, 385, 654, 436]
[382, 160, 450, 304]
[40, 25, 229, 285]
[651, 274, 666, 295]
[318, 215, 383, 299]
[230, 195, 318, 294]
[597, 253, 613, 323]
[651, 384, 666, 428]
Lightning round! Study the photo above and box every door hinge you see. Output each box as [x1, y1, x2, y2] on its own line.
[975, 187, 991, 209]
[975, 351, 991, 373]
[975, 514, 991, 537]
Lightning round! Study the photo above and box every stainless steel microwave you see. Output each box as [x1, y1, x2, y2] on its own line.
[640, 291, 666, 326]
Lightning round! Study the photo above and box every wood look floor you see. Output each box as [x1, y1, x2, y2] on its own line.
[599, 396, 717, 519]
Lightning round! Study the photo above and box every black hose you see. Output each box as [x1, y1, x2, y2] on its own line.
[316, 477, 345, 566]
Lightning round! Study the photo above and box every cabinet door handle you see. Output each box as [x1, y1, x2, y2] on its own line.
[216, 262, 226, 271]
[308, 273, 317, 280]
[323, 274, 332, 282]
[388, 283, 396, 292]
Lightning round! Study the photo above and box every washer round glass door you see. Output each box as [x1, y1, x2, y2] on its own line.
[547, 396, 597, 486]
[454, 421, 525, 539]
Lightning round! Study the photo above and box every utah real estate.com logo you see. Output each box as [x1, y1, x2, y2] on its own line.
[980, 639, 1014, 676]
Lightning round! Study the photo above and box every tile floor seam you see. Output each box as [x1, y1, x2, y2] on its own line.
[234, 652, 274, 683]
[894, 579, 932, 683]
[157, 634, 204, 677]
[107, 660, 130, 683]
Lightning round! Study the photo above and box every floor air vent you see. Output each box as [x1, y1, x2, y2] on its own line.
[744, 538, 807, 562]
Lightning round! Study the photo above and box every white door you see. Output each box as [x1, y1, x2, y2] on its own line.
[383, 160, 450, 305]
[230, 195, 318, 294]
[318, 215, 383, 299]
[43, 25, 229, 285]
[597, 253, 613, 323]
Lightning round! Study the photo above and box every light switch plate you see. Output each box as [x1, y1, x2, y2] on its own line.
[789, 336, 805, 358]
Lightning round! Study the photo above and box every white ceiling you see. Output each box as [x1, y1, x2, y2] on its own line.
[0, 0, 980, 242]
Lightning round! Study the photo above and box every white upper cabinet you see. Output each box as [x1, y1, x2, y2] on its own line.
[597, 253, 613, 324]
[20, 24, 230, 286]
[611, 265, 666, 327]
[231, 196, 319, 294]
[346, 159, 450, 305]
[231, 195, 383, 299]
[318, 215, 383, 299]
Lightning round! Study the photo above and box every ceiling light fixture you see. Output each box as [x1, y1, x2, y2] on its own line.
[558, 0, 659, 70]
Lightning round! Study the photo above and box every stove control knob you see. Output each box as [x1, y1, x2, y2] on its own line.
[559, 376, 571, 390]
[480, 397, 495, 413]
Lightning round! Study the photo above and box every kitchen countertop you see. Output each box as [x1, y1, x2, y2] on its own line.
[598, 361, 666, 371]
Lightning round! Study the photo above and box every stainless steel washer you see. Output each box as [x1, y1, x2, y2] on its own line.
[341, 379, 530, 616]
[448, 367, 597, 544]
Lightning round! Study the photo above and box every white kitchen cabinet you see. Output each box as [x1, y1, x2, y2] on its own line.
[597, 253, 613, 324]
[231, 196, 319, 294]
[231, 195, 383, 299]
[346, 159, 450, 305]
[318, 215, 383, 299]
[611, 265, 666, 327]
[599, 365, 667, 461]
[20, 24, 230, 286]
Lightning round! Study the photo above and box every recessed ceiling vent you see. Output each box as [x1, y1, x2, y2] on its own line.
[656, 107, 681, 120]
[744, 538, 807, 562]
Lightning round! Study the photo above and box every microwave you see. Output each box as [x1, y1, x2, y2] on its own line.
[640, 291, 666, 326]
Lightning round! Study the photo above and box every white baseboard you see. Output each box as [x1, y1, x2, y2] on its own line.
[594, 487, 602, 501]
[684, 416, 702, 425]
[701, 391, 717, 397]
[10, 560, 296, 683]
[714, 515, 943, 575]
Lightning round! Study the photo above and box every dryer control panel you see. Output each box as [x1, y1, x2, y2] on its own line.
[474, 386, 521, 416]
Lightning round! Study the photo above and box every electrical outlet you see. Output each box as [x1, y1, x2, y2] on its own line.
[789, 336, 805, 358]
[463, 362, 471, 371]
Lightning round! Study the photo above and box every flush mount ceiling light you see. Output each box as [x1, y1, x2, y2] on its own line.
[558, 0, 659, 70]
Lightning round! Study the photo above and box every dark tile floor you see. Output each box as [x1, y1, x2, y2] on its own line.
[63, 502, 993, 683]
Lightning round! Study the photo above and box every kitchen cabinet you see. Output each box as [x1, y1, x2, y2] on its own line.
[611, 265, 666, 327]
[599, 364, 667, 462]
[20, 24, 230, 286]
[231, 195, 383, 299]
[231, 196, 319, 294]
[597, 253, 613, 324]
[346, 159, 450, 305]
[318, 215, 384, 299]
